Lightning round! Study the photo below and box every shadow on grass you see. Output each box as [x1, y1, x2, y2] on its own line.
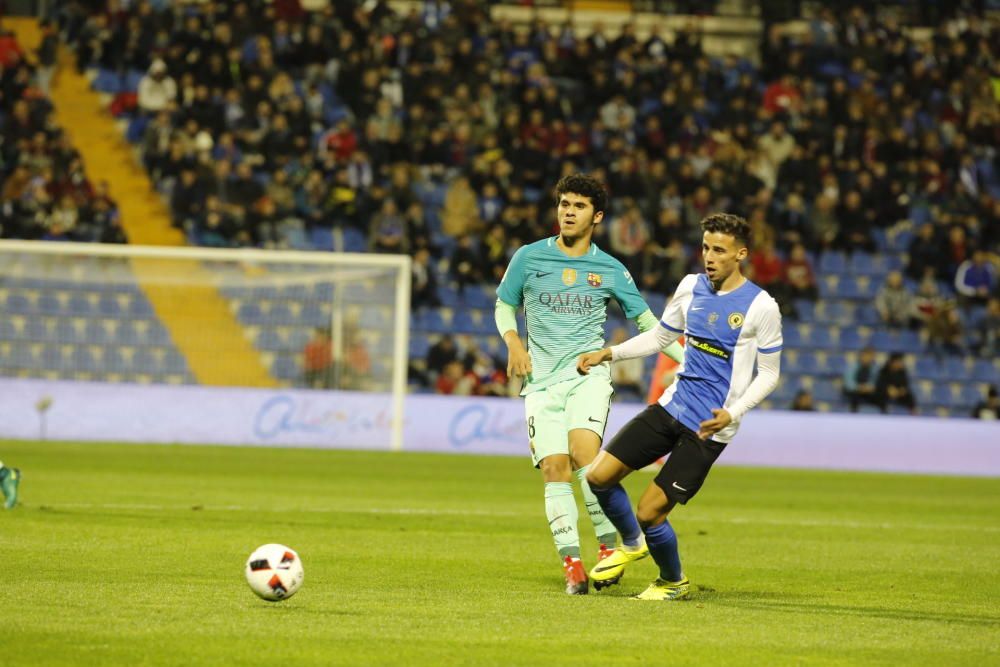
[698, 586, 1000, 627]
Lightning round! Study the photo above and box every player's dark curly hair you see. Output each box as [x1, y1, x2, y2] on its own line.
[555, 173, 608, 215]
[700, 213, 751, 247]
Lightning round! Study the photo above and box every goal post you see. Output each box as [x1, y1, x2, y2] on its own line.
[0, 240, 411, 451]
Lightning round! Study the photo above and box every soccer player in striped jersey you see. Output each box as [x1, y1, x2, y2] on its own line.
[578, 213, 782, 600]
[495, 173, 684, 595]
[0, 460, 21, 509]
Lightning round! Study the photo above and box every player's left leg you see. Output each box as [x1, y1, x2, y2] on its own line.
[526, 384, 587, 594]
[565, 373, 618, 551]
[0, 460, 21, 510]
[632, 483, 689, 601]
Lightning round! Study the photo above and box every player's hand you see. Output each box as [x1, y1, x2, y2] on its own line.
[577, 348, 611, 375]
[506, 346, 532, 379]
[698, 408, 732, 440]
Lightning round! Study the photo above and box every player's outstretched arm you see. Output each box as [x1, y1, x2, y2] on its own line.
[578, 323, 680, 375]
[635, 310, 685, 363]
[495, 299, 532, 378]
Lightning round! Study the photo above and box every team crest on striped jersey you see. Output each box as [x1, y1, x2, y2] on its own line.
[562, 268, 577, 286]
[587, 272, 602, 287]
[728, 312, 745, 329]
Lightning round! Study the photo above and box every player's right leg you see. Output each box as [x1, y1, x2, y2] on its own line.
[585, 405, 678, 587]
[525, 388, 587, 595]
[0, 460, 21, 510]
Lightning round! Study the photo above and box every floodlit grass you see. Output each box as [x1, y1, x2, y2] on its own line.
[2, 440, 999, 666]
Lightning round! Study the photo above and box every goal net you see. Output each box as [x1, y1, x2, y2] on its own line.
[0, 240, 411, 449]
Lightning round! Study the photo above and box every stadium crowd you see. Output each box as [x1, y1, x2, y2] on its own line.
[3, 0, 998, 407]
[0, 24, 126, 243]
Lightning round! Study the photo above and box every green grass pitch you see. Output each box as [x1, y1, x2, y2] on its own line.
[2, 439, 999, 666]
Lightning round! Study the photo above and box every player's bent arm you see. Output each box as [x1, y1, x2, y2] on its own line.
[496, 298, 531, 377]
[726, 350, 781, 421]
[495, 299, 519, 340]
[635, 310, 685, 363]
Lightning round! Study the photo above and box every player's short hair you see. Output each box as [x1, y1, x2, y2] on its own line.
[555, 173, 608, 215]
[700, 213, 751, 248]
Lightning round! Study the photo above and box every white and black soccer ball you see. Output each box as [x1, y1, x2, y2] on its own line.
[245, 544, 304, 601]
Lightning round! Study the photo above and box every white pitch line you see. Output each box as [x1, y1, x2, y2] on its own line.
[47, 503, 1000, 533]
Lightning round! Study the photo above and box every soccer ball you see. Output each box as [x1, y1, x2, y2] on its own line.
[245, 544, 304, 601]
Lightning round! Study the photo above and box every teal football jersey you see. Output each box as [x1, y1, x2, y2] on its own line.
[497, 236, 649, 393]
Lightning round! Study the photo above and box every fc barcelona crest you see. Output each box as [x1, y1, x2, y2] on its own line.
[587, 272, 602, 287]
[562, 268, 577, 286]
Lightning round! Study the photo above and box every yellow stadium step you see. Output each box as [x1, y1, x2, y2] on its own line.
[569, 0, 632, 10]
[7, 18, 276, 388]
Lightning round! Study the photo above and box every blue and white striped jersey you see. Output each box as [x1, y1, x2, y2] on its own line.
[657, 273, 783, 442]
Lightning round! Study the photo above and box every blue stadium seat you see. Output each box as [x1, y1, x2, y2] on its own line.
[92, 68, 122, 93]
[105, 348, 131, 374]
[164, 349, 187, 372]
[943, 357, 968, 379]
[930, 384, 955, 407]
[855, 306, 881, 325]
[24, 318, 51, 343]
[838, 328, 867, 351]
[835, 277, 863, 299]
[128, 299, 155, 318]
[133, 348, 163, 374]
[41, 344, 64, 369]
[115, 321, 142, 345]
[359, 308, 389, 329]
[816, 301, 850, 323]
[819, 252, 848, 274]
[408, 333, 432, 359]
[98, 293, 122, 316]
[808, 326, 834, 348]
[914, 380, 934, 405]
[144, 324, 172, 347]
[54, 319, 82, 344]
[271, 355, 300, 381]
[84, 320, 110, 346]
[0, 319, 18, 341]
[237, 302, 266, 325]
[67, 293, 93, 316]
[914, 357, 945, 381]
[309, 227, 334, 250]
[256, 328, 286, 351]
[782, 324, 803, 348]
[972, 359, 998, 384]
[960, 384, 983, 407]
[343, 228, 367, 253]
[793, 299, 815, 322]
[812, 381, 840, 403]
[792, 351, 820, 374]
[848, 253, 875, 275]
[451, 310, 478, 333]
[438, 284, 461, 307]
[298, 302, 326, 328]
[6, 293, 32, 314]
[37, 292, 63, 315]
[412, 309, 446, 332]
[267, 303, 294, 326]
[70, 346, 101, 373]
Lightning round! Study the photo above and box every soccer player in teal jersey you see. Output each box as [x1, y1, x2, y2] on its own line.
[495, 173, 684, 595]
[0, 460, 21, 509]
